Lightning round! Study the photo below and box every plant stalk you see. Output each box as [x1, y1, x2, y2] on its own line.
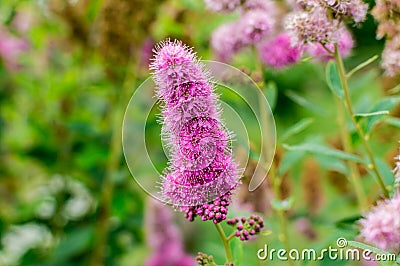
[214, 223, 233, 263]
[334, 97, 367, 210]
[333, 44, 389, 197]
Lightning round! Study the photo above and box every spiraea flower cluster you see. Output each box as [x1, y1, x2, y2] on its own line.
[283, 0, 364, 60]
[359, 193, 400, 252]
[210, 0, 277, 61]
[150, 39, 240, 223]
[372, 0, 400, 76]
[285, 0, 366, 45]
[227, 215, 265, 241]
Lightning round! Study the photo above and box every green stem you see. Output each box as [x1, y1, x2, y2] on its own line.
[214, 223, 233, 263]
[334, 97, 367, 210]
[333, 44, 389, 198]
[270, 165, 295, 266]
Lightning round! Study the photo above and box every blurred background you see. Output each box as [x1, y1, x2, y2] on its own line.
[0, 0, 399, 265]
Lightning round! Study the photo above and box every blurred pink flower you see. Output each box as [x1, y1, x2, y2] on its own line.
[359, 193, 400, 252]
[145, 198, 196, 266]
[0, 27, 28, 71]
[238, 10, 275, 45]
[204, 0, 241, 12]
[381, 35, 400, 77]
[258, 33, 302, 68]
[306, 27, 354, 61]
[211, 21, 244, 62]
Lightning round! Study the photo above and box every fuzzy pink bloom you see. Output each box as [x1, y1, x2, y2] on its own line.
[381, 36, 400, 77]
[258, 33, 302, 68]
[359, 193, 400, 252]
[322, 0, 368, 23]
[307, 27, 354, 61]
[238, 10, 275, 45]
[145, 199, 196, 266]
[243, 0, 277, 13]
[211, 22, 244, 62]
[150, 39, 240, 222]
[285, 6, 339, 46]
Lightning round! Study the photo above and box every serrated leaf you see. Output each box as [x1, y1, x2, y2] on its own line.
[280, 118, 314, 143]
[283, 143, 365, 164]
[326, 61, 344, 99]
[263, 81, 277, 111]
[364, 97, 400, 133]
[271, 197, 294, 211]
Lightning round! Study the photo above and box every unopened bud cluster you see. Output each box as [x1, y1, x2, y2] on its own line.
[227, 215, 265, 241]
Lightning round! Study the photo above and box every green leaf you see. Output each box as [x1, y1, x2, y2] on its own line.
[347, 55, 379, 78]
[271, 197, 294, 211]
[263, 81, 278, 111]
[51, 227, 94, 262]
[232, 237, 243, 266]
[279, 118, 314, 143]
[364, 97, 400, 133]
[283, 143, 365, 164]
[260, 230, 272, 236]
[285, 90, 328, 115]
[384, 116, 400, 128]
[347, 240, 390, 256]
[277, 150, 306, 176]
[375, 158, 394, 185]
[334, 215, 362, 230]
[316, 155, 349, 175]
[354, 110, 389, 120]
[326, 61, 344, 99]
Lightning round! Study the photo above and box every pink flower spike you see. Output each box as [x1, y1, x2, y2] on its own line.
[359, 193, 400, 252]
[150, 39, 240, 223]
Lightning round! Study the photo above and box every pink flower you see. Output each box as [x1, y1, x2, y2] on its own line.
[258, 33, 302, 68]
[359, 193, 400, 252]
[322, 0, 368, 23]
[306, 27, 354, 61]
[238, 10, 275, 45]
[145, 199, 196, 266]
[204, 0, 241, 12]
[0, 27, 28, 71]
[211, 22, 244, 62]
[150, 39, 240, 222]
[381, 36, 400, 77]
[285, 6, 339, 46]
